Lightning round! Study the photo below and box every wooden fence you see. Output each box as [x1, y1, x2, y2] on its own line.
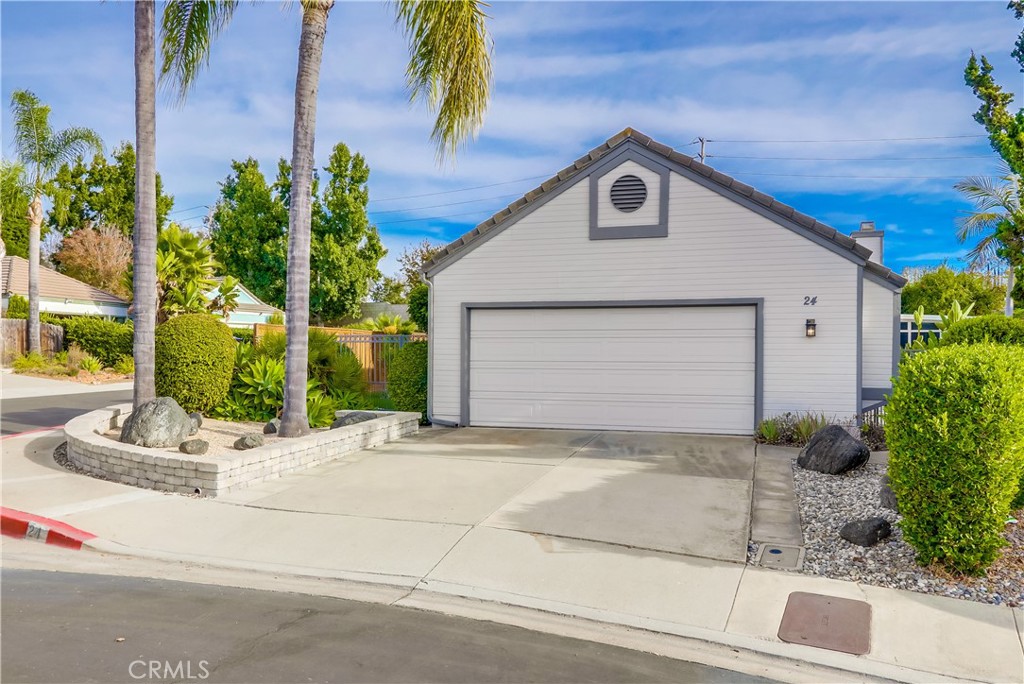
[1, 319, 65, 365]
[252, 323, 426, 392]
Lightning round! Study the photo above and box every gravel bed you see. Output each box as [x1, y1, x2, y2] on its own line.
[787, 460, 1023, 607]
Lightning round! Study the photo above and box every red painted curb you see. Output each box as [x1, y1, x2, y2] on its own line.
[0, 425, 65, 441]
[0, 507, 97, 550]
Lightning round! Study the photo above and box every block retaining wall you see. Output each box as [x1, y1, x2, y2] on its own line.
[64, 405, 420, 497]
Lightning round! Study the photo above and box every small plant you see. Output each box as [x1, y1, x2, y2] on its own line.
[53, 350, 69, 365]
[66, 343, 88, 371]
[859, 419, 887, 451]
[267, 311, 284, 325]
[113, 355, 135, 375]
[79, 355, 103, 373]
[909, 301, 974, 350]
[794, 412, 828, 443]
[12, 352, 50, 372]
[756, 418, 781, 443]
[306, 390, 339, 428]
[353, 313, 417, 334]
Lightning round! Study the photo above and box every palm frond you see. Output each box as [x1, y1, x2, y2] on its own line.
[955, 211, 1001, 242]
[8, 90, 53, 188]
[46, 126, 103, 175]
[160, 0, 238, 104]
[394, 0, 493, 163]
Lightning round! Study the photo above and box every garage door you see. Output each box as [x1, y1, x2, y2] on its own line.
[468, 306, 756, 435]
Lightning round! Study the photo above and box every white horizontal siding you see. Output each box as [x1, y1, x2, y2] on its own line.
[431, 166, 860, 427]
[862, 279, 895, 390]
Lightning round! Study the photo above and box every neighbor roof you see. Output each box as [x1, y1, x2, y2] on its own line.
[423, 128, 907, 288]
[211, 276, 282, 315]
[2, 256, 128, 305]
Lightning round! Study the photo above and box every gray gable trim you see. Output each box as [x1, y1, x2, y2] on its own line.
[864, 263, 906, 291]
[424, 128, 906, 278]
[588, 146, 669, 240]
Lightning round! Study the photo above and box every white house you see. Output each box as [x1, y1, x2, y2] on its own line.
[423, 129, 905, 435]
[1, 255, 129, 319]
[208, 277, 283, 329]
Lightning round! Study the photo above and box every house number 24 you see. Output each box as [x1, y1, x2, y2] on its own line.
[803, 296, 818, 305]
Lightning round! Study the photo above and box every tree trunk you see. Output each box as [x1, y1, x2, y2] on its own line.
[279, 1, 333, 438]
[133, 0, 158, 408]
[1006, 265, 1016, 317]
[27, 194, 43, 354]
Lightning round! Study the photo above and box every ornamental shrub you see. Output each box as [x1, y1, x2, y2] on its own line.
[5, 294, 28, 318]
[65, 316, 134, 366]
[886, 343, 1024, 574]
[155, 314, 235, 413]
[942, 314, 1024, 346]
[387, 340, 428, 423]
[407, 283, 428, 332]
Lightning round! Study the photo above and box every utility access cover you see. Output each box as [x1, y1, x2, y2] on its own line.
[778, 592, 871, 655]
[754, 544, 804, 570]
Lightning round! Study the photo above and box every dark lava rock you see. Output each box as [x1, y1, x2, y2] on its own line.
[263, 418, 281, 435]
[331, 411, 377, 429]
[179, 438, 209, 456]
[120, 397, 192, 448]
[233, 433, 264, 450]
[797, 425, 870, 475]
[880, 474, 899, 512]
[188, 412, 203, 436]
[840, 517, 892, 546]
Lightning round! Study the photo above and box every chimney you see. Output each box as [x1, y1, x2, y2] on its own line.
[851, 221, 884, 265]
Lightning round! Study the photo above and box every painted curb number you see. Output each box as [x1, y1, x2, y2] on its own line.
[25, 521, 50, 542]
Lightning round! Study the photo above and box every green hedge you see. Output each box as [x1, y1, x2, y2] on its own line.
[886, 343, 1024, 574]
[155, 314, 235, 413]
[942, 314, 1024, 346]
[5, 294, 28, 318]
[65, 317, 134, 367]
[387, 340, 428, 423]
[407, 283, 428, 332]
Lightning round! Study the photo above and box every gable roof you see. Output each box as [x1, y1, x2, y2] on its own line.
[2, 256, 128, 305]
[423, 128, 906, 288]
[211, 276, 282, 315]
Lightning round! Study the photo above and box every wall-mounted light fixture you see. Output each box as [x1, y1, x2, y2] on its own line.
[805, 319, 817, 338]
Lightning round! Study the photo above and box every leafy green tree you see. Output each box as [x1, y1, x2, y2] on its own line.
[8, 89, 103, 353]
[407, 282, 428, 331]
[47, 143, 174, 236]
[210, 142, 385, 322]
[370, 276, 406, 304]
[955, 165, 1024, 316]
[901, 265, 1006, 315]
[161, 0, 493, 437]
[1, 160, 31, 259]
[209, 158, 289, 307]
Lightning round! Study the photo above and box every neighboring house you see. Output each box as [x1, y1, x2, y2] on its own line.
[1, 255, 129, 319]
[423, 128, 906, 435]
[209, 277, 283, 328]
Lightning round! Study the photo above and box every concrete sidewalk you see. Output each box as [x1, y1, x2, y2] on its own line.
[3, 429, 1022, 684]
[0, 370, 133, 400]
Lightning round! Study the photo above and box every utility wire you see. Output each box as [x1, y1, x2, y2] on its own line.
[369, 175, 548, 203]
[706, 134, 987, 143]
[708, 154, 993, 161]
[167, 204, 208, 215]
[369, 192, 523, 216]
[719, 170, 995, 179]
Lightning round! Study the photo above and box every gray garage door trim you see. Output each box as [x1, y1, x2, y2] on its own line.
[460, 298, 764, 432]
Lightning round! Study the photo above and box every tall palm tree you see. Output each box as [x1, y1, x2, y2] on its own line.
[134, 0, 159, 407]
[955, 163, 1023, 317]
[8, 90, 102, 353]
[161, 0, 492, 437]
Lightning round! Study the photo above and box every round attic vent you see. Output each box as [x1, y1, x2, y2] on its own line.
[609, 174, 647, 213]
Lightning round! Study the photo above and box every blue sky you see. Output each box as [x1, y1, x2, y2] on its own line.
[2, 1, 1021, 277]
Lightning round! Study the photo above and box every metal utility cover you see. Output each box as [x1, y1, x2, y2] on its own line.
[755, 544, 804, 570]
[778, 592, 871, 655]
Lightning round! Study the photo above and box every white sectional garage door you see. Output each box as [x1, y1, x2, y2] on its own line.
[468, 306, 756, 434]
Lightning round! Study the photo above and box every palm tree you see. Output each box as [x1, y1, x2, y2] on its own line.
[8, 91, 102, 353]
[134, 0, 159, 407]
[954, 163, 1024, 317]
[160, 0, 493, 437]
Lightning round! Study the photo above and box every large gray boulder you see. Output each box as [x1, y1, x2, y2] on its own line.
[331, 411, 377, 429]
[797, 425, 870, 475]
[120, 397, 192, 448]
[840, 518, 892, 546]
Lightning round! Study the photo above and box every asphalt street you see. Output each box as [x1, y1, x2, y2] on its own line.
[2, 569, 769, 684]
[0, 388, 132, 435]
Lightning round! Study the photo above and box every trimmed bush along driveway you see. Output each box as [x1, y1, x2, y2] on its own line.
[220, 427, 756, 563]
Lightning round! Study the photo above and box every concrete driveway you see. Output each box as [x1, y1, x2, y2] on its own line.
[222, 427, 754, 563]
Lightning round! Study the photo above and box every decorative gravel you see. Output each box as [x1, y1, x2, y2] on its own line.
[788, 461, 1023, 607]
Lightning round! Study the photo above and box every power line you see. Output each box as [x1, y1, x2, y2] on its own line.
[377, 208, 497, 226]
[719, 169, 995, 180]
[706, 134, 987, 144]
[369, 191, 523, 216]
[709, 154, 993, 161]
[369, 175, 548, 203]
[168, 204, 208, 215]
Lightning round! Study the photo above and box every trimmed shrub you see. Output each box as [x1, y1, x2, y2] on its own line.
[155, 314, 235, 413]
[886, 343, 1024, 574]
[113, 355, 135, 375]
[65, 317, 133, 366]
[5, 294, 28, 319]
[942, 314, 1024, 346]
[387, 340, 428, 423]
[407, 283, 428, 332]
